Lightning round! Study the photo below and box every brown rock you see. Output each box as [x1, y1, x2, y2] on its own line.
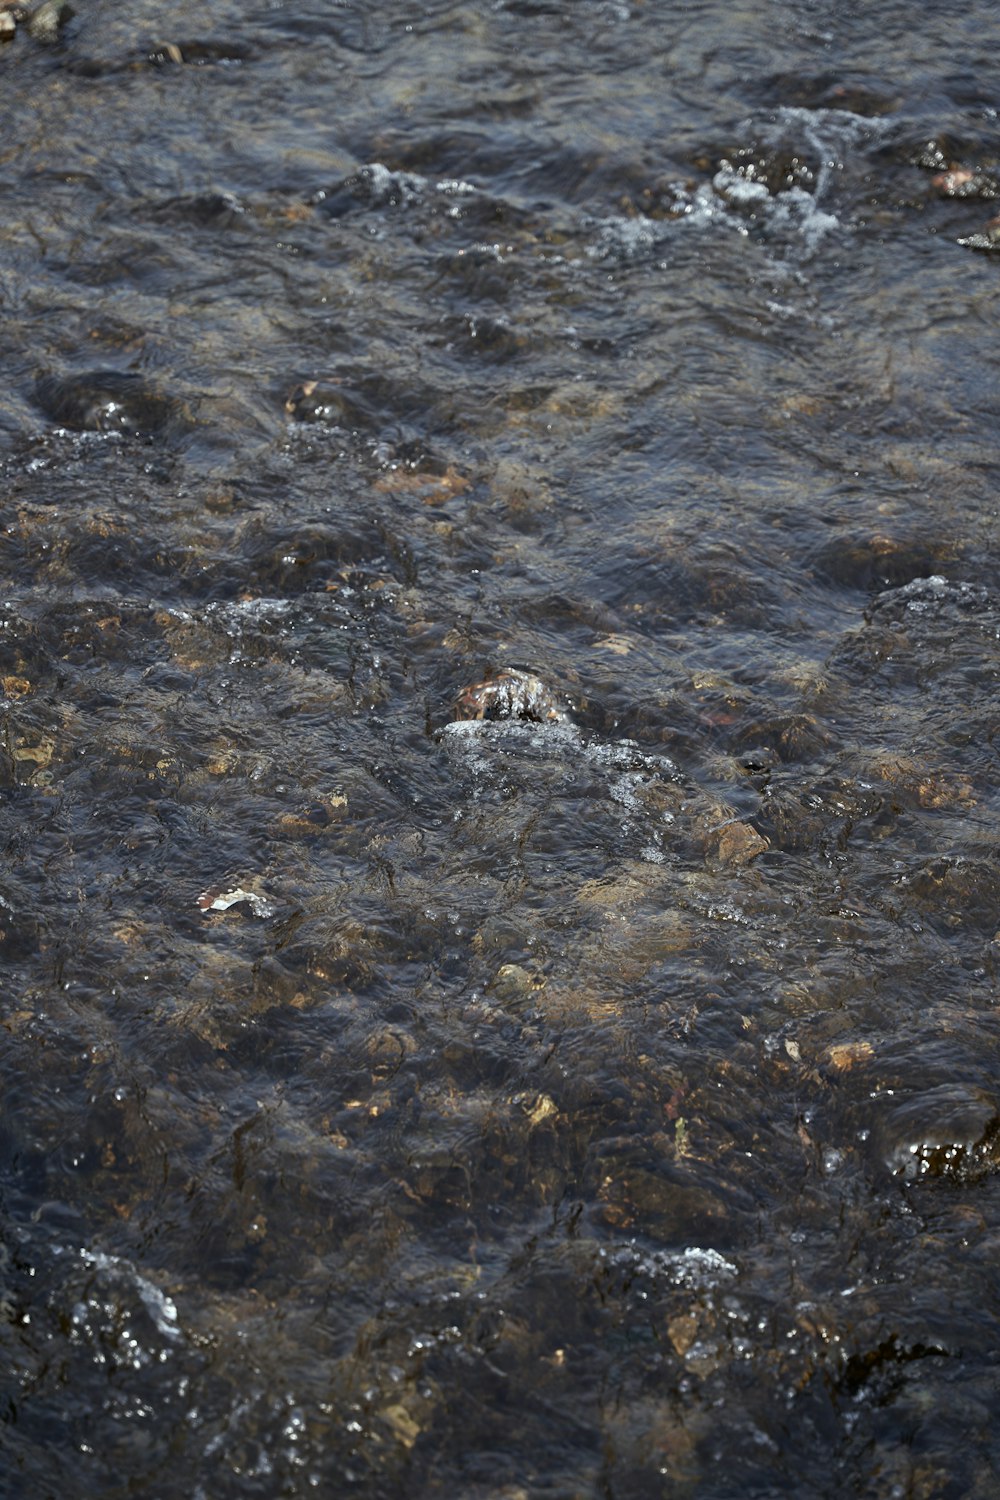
[827, 1041, 874, 1072]
[712, 821, 769, 866]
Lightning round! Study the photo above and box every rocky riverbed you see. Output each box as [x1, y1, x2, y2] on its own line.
[2, 2, 1000, 1496]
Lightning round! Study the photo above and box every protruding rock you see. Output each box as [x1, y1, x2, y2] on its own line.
[959, 215, 1000, 252]
[34, 370, 187, 439]
[452, 668, 571, 725]
[708, 820, 769, 867]
[285, 379, 364, 425]
[876, 1084, 1000, 1183]
[27, 0, 72, 44]
[932, 167, 1000, 199]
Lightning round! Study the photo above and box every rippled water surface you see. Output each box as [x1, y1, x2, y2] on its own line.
[3, 1, 1000, 1495]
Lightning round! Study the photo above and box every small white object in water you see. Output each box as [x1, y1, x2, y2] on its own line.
[197, 886, 277, 918]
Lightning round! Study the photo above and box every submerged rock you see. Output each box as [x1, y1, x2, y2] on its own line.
[0, 890, 39, 959]
[706, 819, 769, 867]
[284, 379, 370, 427]
[812, 532, 952, 592]
[34, 369, 187, 439]
[876, 1084, 1000, 1183]
[864, 574, 992, 625]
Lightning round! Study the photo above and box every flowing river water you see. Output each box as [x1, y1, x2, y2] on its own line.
[2, 1, 1000, 1495]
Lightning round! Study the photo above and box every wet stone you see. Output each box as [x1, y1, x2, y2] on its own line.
[440, 312, 533, 363]
[313, 163, 427, 217]
[708, 820, 770, 867]
[0, 891, 39, 959]
[144, 37, 256, 67]
[736, 712, 834, 763]
[489, 963, 536, 1002]
[282, 368, 427, 436]
[895, 857, 1000, 935]
[812, 533, 952, 592]
[596, 1165, 730, 1240]
[148, 191, 248, 228]
[0, 0, 73, 46]
[875, 1085, 1000, 1183]
[760, 74, 900, 117]
[452, 668, 571, 725]
[436, 244, 519, 302]
[33, 370, 187, 439]
[864, 575, 993, 625]
[26, 0, 70, 43]
[284, 378, 372, 428]
[959, 216, 1000, 252]
[932, 168, 1000, 200]
[714, 144, 818, 200]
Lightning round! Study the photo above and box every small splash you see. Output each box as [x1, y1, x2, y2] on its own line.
[206, 597, 295, 632]
[587, 214, 660, 260]
[357, 162, 426, 207]
[704, 105, 888, 256]
[82, 1250, 182, 1342]
[436, 177, 478, 197]
[866, 575, 992, 624]
[54, 1244, 182, 1346]
[607, 1242, 738, 1289]
[712, 162, 840, 251]
[441, 715, 581, 752]
[585, 737, 680, 781]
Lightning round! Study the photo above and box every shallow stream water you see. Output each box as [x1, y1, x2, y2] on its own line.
[3, 2, 1000, 1495]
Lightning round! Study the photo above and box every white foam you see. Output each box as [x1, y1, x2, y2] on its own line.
[713, 168, 771, 207]
[587, 214, 658, 260]
[358, 162, 425, 207]
[607, 1242, 738, 1288]
[712, 162, 840, 251]
[208, 597, 294, 629]
[436, 178, 477, 197]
